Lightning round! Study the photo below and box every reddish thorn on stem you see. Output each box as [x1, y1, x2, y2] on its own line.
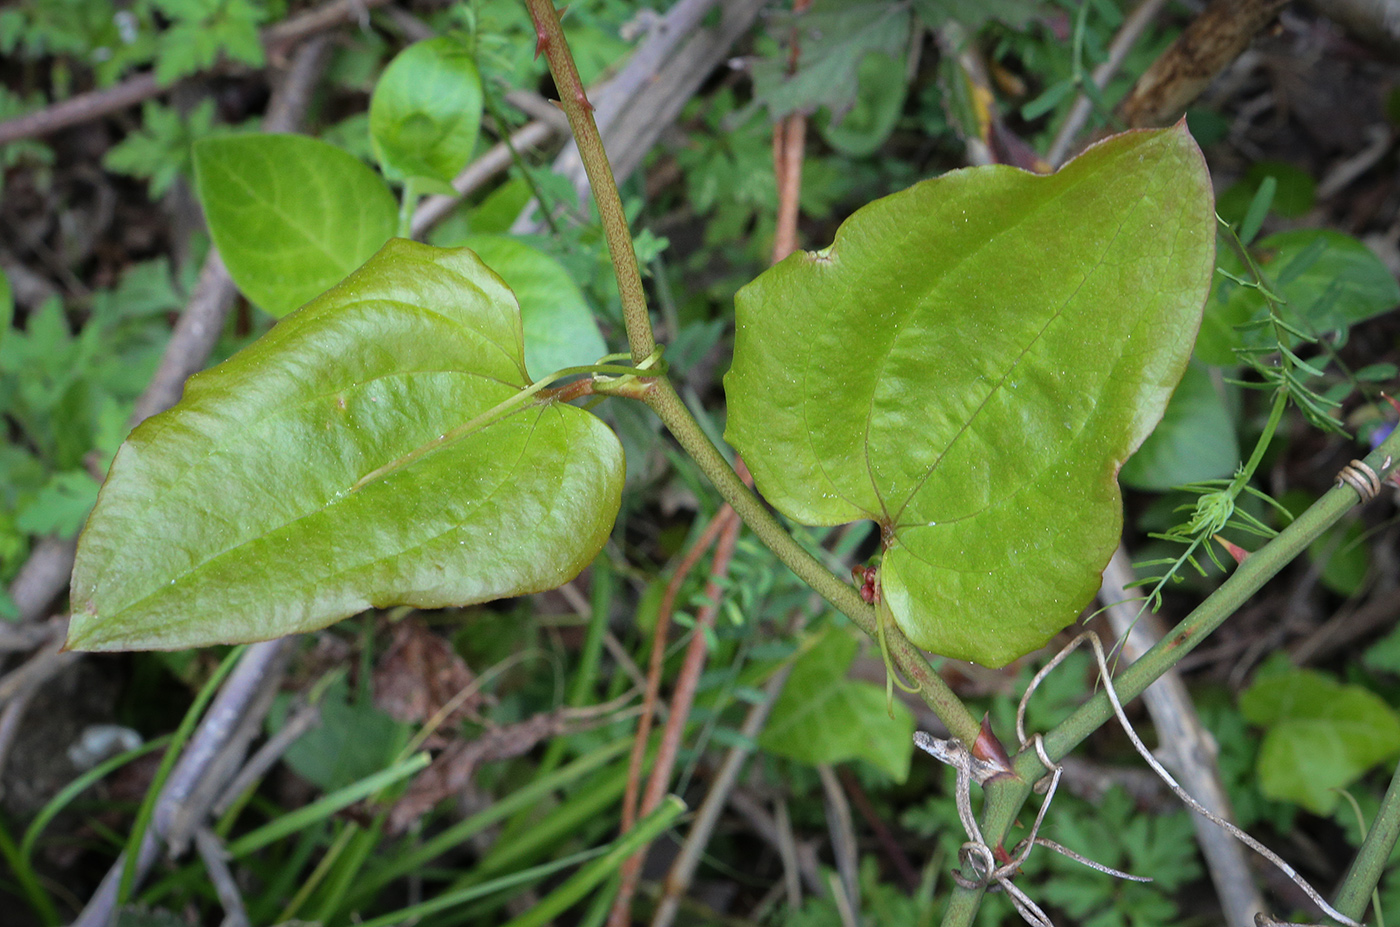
[1382, 392, 1400, 417]
[533, 24, 549, 59]
[971, 714, 1014, 777]
[575, 88, 594, 114]
[1214, 534, 1249, 565]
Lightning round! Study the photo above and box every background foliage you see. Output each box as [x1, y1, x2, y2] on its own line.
[3, 0, 1400, 925]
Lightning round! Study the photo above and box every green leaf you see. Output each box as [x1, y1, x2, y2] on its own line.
[1197, 228, 1400, 366]
[269, 676, 407, 791]
[0, 268, 10, 345]
[1310, 516, 1370, 596]
[748, 1, 911, 123]
[817, 51, 907, 158]
[1240, 668, 1400, 814]
[461, 234, 606, 380]
[759, 626, 914, 782]
[726, 126, 1214, 667]
[1216, 160, 1316, 227]
[103, 99, 230, 200]
[17, 470, 101, 538]
[152, 0, 265, 85]
[1120, 361, 1238, 491]
[68, 240, 625, 652]
[193, 134, 397, 318]
[369, 36, 484, 185]
[1363, 623, 1400, 676]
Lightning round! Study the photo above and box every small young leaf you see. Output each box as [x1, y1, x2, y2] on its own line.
[725, 125, 1214, 667]
[193, 134, 397, 318]
[369, 36, 483, 185]
[68, 240, 625, 652]
[759, 627, 914, 782]
[1237, 175, 1276, 245]
[1240, 668, 1400, 814]
[460, 234, 606, 380]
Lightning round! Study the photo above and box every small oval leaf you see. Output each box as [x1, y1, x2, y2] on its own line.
[68, 240, 624, 652]
[461, 234, 607, 380]
[725, 125, 1214, 667]
[369, 36, 484, 185]
[193, 134, 398, 318]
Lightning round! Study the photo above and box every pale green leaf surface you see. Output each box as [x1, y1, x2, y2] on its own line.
[759, 627, 914, 782]
[1240, 668, 1400, 814]
[461, 235, 606, 380]
[726, 126, 1214, 666]
[68, 240, 624, 651]
[1120, 361, 1238, 490]
[193, 134, 397, 318]
[369, 37, 483, 185]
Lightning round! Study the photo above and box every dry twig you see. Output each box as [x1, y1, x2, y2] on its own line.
[1099, 546, 1265, 927]
[1117, 0, 1289, 128]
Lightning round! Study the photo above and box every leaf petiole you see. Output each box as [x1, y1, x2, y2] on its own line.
[350, 348, 667, 492]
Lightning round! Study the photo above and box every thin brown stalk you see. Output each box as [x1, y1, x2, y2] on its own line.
[837, 767, 921, 892]
[618, 508, 732, 838]
[610, 497, 745, 926]
[771, 113, 807, 264]
[651, 661, 795, 927]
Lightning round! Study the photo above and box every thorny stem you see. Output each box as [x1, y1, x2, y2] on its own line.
[524, 0, 653, 365]
[1335, 757, 1400, 920]
[940, 427, 1400, 927]
[644, 380, 982, 744]
[526, 1, 980, 745]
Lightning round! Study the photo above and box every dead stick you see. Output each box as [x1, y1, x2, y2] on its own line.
[1117, 0, 1288, 128]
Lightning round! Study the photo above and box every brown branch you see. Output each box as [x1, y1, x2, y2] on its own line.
[617, 509, 730, 840]
[1117, 0, 1289, 128]
[771, 114, 807, 264]
[610, 468, 749, 927]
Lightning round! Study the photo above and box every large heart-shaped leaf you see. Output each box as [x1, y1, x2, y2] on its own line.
[68, 240, 624, 652]
[459, 235, 607, 381]
[193, 134, 397, 318]
[725, 125, 1214, 667]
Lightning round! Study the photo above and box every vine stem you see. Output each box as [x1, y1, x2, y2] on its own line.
[526, 1, 979, 745]
[643, 380, 981, 744]
[939, 427, 1400, 927]
[524, 0, 653, 365]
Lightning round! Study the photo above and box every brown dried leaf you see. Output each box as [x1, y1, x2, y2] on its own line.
[387, 711, 568, 833]
[373, 617, 479, 737]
